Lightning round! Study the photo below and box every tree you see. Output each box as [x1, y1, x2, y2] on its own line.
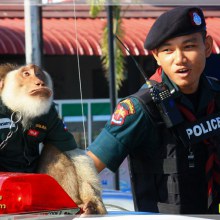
[90, 1, 125, 91]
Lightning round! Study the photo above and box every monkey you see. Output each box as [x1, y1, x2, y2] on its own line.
[0, 63, 107, 215]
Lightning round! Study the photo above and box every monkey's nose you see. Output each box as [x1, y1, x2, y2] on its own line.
[35, 81, 45, 86]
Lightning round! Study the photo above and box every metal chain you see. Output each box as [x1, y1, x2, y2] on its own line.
[0, 111, 22, 150]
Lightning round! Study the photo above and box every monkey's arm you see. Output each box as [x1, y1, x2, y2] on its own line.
[65, 148, 107, 214]
[37, 144, 107, 215]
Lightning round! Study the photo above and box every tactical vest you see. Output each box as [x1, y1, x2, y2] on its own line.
[128, 80, 220, 214]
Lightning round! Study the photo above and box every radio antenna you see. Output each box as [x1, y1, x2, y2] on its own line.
[115, 35, 148, 82]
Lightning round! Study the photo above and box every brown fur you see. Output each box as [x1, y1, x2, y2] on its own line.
[37, 144, 82, 204]
[0, 63, 18, 80]
[37, 144, 107, 215]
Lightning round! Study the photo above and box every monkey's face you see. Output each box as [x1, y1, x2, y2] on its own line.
[1, 64, 54, 125]
[15, 64, 52, 99]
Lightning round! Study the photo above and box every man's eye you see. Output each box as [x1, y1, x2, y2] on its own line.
[163, 48, 172, 52]
[185, 45, 195, 49]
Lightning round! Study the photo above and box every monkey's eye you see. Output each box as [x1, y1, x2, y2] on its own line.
[23, 71, 30, 77]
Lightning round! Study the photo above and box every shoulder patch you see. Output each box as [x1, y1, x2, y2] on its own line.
[62, 121, 68, 131]
[121, 98, 136, 114]
[35, 123, 47, 130]
[28, 129, 39, 137]
[111, 99, 135, 126]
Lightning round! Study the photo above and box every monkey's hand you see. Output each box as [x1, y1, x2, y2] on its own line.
[79, 201, 98, 216]
[65, 148, 107, 215]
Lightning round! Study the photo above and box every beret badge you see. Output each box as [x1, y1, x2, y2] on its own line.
[190, 11, 202, 26]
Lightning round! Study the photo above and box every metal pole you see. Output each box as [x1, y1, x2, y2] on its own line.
[24, 0, 43, 66]
[107, 5, 120, 191]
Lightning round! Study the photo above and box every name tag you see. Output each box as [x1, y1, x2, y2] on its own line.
[0, 118, 15, 129]
[179, 113, 220, 144]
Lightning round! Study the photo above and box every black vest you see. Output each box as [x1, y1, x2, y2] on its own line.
[128, 83, 220, 214]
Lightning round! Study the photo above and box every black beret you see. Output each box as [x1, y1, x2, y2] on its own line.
[144, 6, 206, 50]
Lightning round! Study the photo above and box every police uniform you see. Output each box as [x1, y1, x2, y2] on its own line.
[0, 101, 77, 173]
[88, 7, 220, 214]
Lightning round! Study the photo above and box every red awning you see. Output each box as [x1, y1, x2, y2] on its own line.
[0, 17, 220, 55]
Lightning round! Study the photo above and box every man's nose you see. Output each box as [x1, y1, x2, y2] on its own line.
[174, 49, 187, 65]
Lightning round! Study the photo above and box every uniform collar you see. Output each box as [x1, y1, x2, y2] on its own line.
[162, 71, 217, 113]
[161, 71, 179, 93]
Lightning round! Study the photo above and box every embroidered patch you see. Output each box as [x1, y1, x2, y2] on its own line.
[121, 99, 135, 114]
[28, 129, 39, 137]
[189, 11, 202, 26]
[35, 124, 47, 130]
[63, 121, 68, 131]
[111, 104, 130, 126]
[0, 118, 15, 129]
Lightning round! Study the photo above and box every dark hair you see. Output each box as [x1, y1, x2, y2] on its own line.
[201, 30, 207, 42]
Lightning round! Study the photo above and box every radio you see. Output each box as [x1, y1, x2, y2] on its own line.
[149, 82, 183, 128]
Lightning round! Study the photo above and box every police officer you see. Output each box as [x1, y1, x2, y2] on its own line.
[87, 6, 220, 214]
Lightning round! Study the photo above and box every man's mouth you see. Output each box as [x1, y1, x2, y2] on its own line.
[177, 68, 189, 73]
[176, 68, 191, 74]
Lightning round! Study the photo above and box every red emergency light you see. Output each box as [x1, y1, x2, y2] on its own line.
[0, 172, 81, 215]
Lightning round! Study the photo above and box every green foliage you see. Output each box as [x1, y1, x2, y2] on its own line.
[89, 0, 105, 17]
[90, 4, 126, 91]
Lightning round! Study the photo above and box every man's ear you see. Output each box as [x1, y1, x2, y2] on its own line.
[205, 35, 213, 58]
[152, 50, 161, 66]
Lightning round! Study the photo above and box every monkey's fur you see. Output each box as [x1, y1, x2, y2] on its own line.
[38, 145, 107, 215]
[0, 63, 107, 215]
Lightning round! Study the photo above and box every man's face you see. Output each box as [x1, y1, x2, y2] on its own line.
[152, 33, 213, 94]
